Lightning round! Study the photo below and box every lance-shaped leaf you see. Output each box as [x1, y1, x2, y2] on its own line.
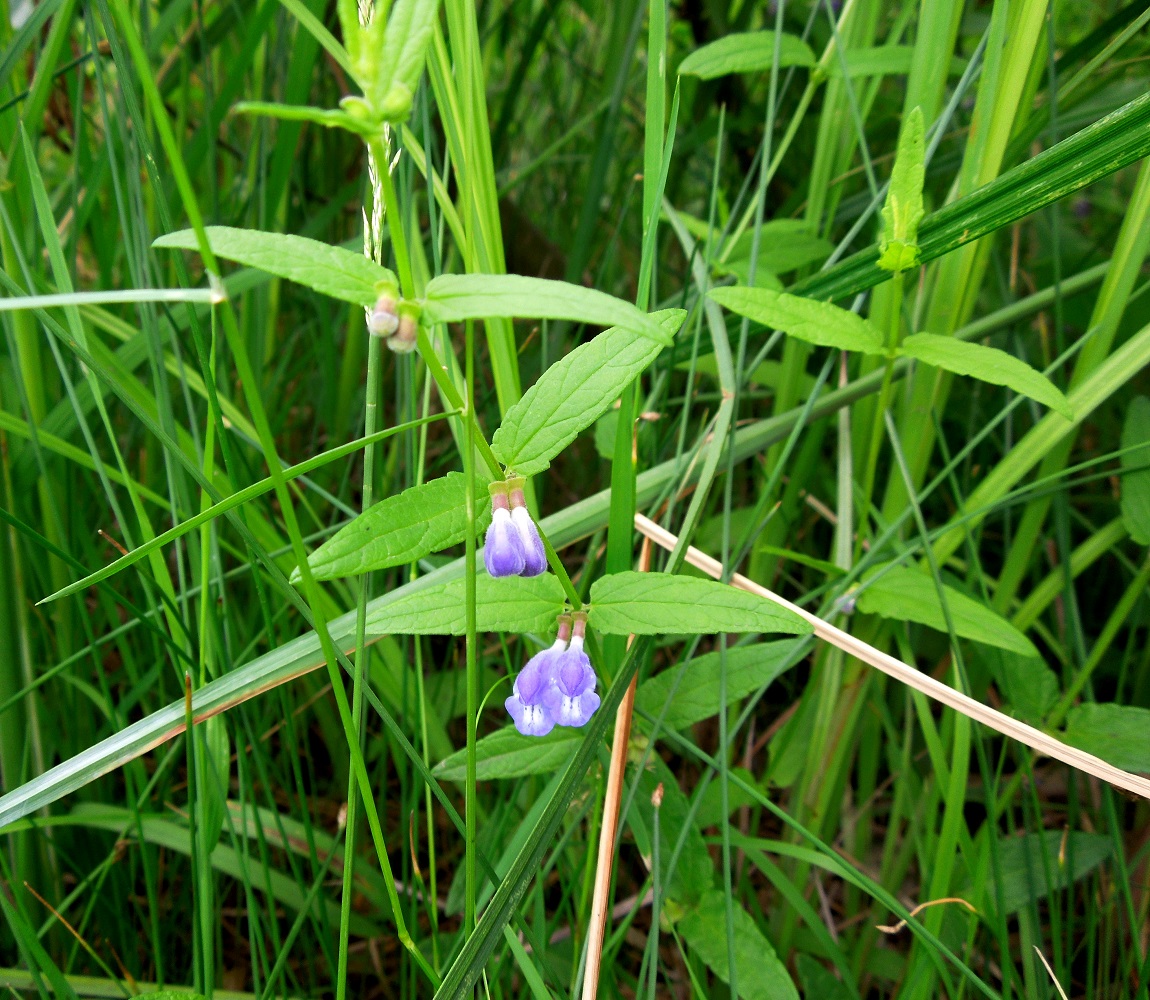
[634, 639, 804, 730]
[710, 286, 884, 355]
[366, 573, 566, 636]
[296, 472, 488, 582]
[588, 572, 811, 636]
[154, 226, 396, 305]
[433, 726, 581, 782]
[421, 273, 672, 344]
[678, 31, 815, 79]
[492, 308, 685, 476]
[878, 106, 925, 272]
[371, 0, 439, 120]
[1120, 396, 1150, 544]
[855, 563, 1038, 657]
[678, 889, 799, 1000]
[232, 101, 378, 138]
[898, 333, 1072, 418]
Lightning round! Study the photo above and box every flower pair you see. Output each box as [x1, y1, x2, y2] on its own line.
[484, 478, 547, 578]
[368, 294, 418, 353]
[506, 614, 600, 736]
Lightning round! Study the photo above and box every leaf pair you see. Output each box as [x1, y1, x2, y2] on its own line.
[368, 570, 812, 639]
[711, 286, 1073, 419]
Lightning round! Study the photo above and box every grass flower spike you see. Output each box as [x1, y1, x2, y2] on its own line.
[484, 481, 526, 577]
[507, 478, 547, 576]
[542, 612, 599, 728]
[505, 616, 572, 736]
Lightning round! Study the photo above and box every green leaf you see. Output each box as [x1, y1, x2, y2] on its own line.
[421, 273, 672, 345]
[976, 647, 1058, 724]
[965, 831, 1112, 916]
[898, 333, 1073, 418]
[153, 226, 396, 305]
[721, 220, 832, 275]
[856, 564, 1038, 657]
[1063, 703, 1150, 772]
[625, 757, 713, 906]
[678, 31, 815, 79]
[432, 726, 581, 781]
[678, 889, 799, 1000]
[1120, 396, 1150, 544]
[878, 106, 925, 272]
[297, 473, 487, 582]
[197, 715, 230, 853]
[709, 287, 885, 355]
[492, 309, 684, 476]
[796, 955, 853, 1000]
[231, 101, 377, 138]
[824, 46, 967, 79]
[372, 0, 439, 120]
[588, 572, 812, 636]
[635, 640, 803, 730]
[366, 573, 566, 636]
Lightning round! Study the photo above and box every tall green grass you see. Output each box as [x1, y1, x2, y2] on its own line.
[1, 1, 1149, 998]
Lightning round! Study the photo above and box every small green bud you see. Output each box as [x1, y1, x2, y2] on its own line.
[878, 106, 925, 273]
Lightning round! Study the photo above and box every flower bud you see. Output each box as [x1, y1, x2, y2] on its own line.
[507, 480, 547, 577]
[483, 483, 525, 578]
[387, 312, 419, 354]
[368, 295, 399, 337]
[541, 613, 599, 728]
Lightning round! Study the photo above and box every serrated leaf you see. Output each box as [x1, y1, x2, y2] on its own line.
[678, 31, 815, 79]
[588, 572, 811, 636]
[432, 726, 581, 781]
[421, 273, 672, 344]
[678, 889, 799, 1000]
[298, 473, 487, 582]
[709, 286, 884, 355]
[153, 226, 395, 305]
[492, 309, 684, 476]
[898, 333, 1072, 418]
[878, 106, 925, 272]
[635, 639, 803, 730]
[856, 563, 1038, 657]
[366, 573, 566, 636]
[1120, 396, 1150, 544]
[1063, 703, 1150, 772]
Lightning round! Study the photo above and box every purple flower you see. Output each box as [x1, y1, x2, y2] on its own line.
[505, 642, 564, 736]
[542, 633, 600, 728]
[511, 506, 547, 576]
[484, 487, 525, 577]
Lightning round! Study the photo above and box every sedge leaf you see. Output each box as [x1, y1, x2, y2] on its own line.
[492, 308, 685, 476]
[878, 106, 925, 272]
[678, 889, 799, 1000]
[421, 273, 672, 344]
[898, 333, 1072, 418]
[154, 226, 396, 305]
[678, 31, 815, 79]
[433, 726, 581, 782]
[366, 573, 565, 636]
[710, 286, 885, 355]
[1120, 396, 1150, 544]
[588, 571, 811, 636]
[297, 472, 487, 582]
[856, 563, 1038, 657]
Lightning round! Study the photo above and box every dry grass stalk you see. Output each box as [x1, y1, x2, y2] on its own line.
[581, 536, 652, 1000]
[633, 512, 1150, 801]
